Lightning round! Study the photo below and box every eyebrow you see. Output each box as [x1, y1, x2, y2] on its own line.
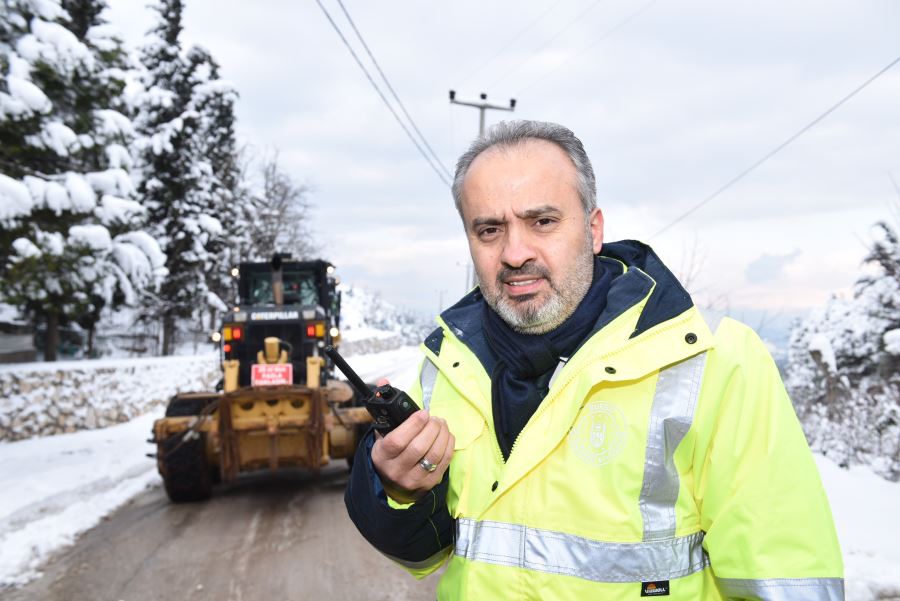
[518, 205, 562, 219]
[472, 216, 505, 229]
[470, 205, 562, 230]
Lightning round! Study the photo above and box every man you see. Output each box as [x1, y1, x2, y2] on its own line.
[345, 120, 843, 600]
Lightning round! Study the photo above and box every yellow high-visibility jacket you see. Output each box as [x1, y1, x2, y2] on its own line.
[347, 242, 843, 600]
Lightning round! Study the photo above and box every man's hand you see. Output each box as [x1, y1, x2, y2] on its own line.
[371, 378, 454, 505]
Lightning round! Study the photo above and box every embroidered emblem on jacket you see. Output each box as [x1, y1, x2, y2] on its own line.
[568, 401, 627, 466]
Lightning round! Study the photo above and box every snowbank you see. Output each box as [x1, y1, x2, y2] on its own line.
[0, 353, 219, 441]
[0, 411, 163, 588]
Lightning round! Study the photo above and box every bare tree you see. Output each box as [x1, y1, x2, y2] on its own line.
[248, 150, 317, 261]
[676, 233, 706, 295]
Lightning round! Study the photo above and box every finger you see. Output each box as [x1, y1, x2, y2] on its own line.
[421, 427, 455, 488]
[374, 410, 429, 459]
[422, 419, 450, 467]
[437, 430, 455, 470]
[396, 415, 443, 469]
[385, 422, 454, 496]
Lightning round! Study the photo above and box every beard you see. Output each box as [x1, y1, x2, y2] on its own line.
[479, 230, 595, 335]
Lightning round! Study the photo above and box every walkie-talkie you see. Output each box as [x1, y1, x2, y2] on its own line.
[324, 345, 419, 434]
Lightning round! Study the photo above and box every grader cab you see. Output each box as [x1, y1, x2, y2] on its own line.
[150, 256, 372, 502]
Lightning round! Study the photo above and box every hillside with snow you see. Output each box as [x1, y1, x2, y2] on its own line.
[338, 283, 433, 348]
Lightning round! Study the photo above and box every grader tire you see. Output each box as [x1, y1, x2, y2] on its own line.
[165, 394, 216, 417]
[160, 433, 212, 503]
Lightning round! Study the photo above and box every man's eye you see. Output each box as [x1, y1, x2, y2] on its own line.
[535, 217, 556, 227]
[478, 227, 500, 239]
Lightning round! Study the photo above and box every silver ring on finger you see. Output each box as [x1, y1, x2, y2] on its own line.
[418, 457, 438, 473]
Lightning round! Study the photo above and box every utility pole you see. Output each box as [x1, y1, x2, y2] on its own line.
[450, 90, 517, 289]
[449, 90, 516, 138]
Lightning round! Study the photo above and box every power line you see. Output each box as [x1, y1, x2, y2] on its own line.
[314, 0, 451, 187]
[334, 0, 452, 181]
[514, 0, 658, 96]
[650, 53, 900, 240]
[889, 171, 900, 200]
[489, 0, 608, 90]
[453, 0, 562, 89]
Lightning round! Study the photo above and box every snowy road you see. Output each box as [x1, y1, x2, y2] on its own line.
[5, 463, 438, 601]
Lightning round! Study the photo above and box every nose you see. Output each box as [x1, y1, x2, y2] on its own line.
[500, 223, 537, 269]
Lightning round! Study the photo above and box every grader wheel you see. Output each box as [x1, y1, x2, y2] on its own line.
[164, 393, 218, 417]
[159, 433, 212, 503]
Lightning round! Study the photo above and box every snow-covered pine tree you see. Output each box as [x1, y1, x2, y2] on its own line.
[184, 45, 248, 326]
[134, 0, 226, 354]
[787, 221, 900, 481]
[0, 0, 165, 360]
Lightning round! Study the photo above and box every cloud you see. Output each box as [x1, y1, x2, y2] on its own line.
[745, 250, 802, 284]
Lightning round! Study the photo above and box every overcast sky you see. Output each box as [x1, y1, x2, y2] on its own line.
[106, 0, 900, 321]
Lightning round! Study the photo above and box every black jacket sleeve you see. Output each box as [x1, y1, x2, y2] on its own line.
[344, 428, 455, 563]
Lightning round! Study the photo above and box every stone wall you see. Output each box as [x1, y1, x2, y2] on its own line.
[0, 354, 220, 442]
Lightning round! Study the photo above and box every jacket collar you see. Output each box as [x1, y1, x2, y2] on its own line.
[422, 242, 716, 511]
[423, 241, 715, 420]
[436, 240, 695, 363]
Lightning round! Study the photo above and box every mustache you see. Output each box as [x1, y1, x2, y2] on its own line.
[496, 263, 551, 285]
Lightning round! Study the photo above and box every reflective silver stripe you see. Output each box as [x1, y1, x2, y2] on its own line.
[716, 577, 845, 601]
[384, 546, 451, 571]
[639, 352, 709, 540]
[454, 518, 709, 583]
[419, 358, 439, 410]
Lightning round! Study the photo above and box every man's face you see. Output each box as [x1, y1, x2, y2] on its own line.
[460, 139, 604, 334]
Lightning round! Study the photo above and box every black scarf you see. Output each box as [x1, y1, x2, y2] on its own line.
[482, 256, 613, 460]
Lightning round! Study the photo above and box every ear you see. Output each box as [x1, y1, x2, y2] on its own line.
[588, 208, 604, 254]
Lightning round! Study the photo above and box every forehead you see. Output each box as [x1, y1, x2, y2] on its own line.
[460, 139, 581, 219]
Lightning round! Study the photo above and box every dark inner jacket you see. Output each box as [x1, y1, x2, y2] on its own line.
[344, 240, 693, 564]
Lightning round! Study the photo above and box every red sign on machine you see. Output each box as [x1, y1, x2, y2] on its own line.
[251, 364, 293, 387]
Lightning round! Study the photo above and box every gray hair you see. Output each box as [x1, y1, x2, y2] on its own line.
[451, 120, 597, 218]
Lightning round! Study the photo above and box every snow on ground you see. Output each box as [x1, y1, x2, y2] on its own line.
[0, 410, 162, 588]
[817, 456, 900, 600]
[0, 346, 421, 589]
[0, 344, 897, 597]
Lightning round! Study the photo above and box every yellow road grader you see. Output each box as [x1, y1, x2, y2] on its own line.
[149, 256, 372, 502]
